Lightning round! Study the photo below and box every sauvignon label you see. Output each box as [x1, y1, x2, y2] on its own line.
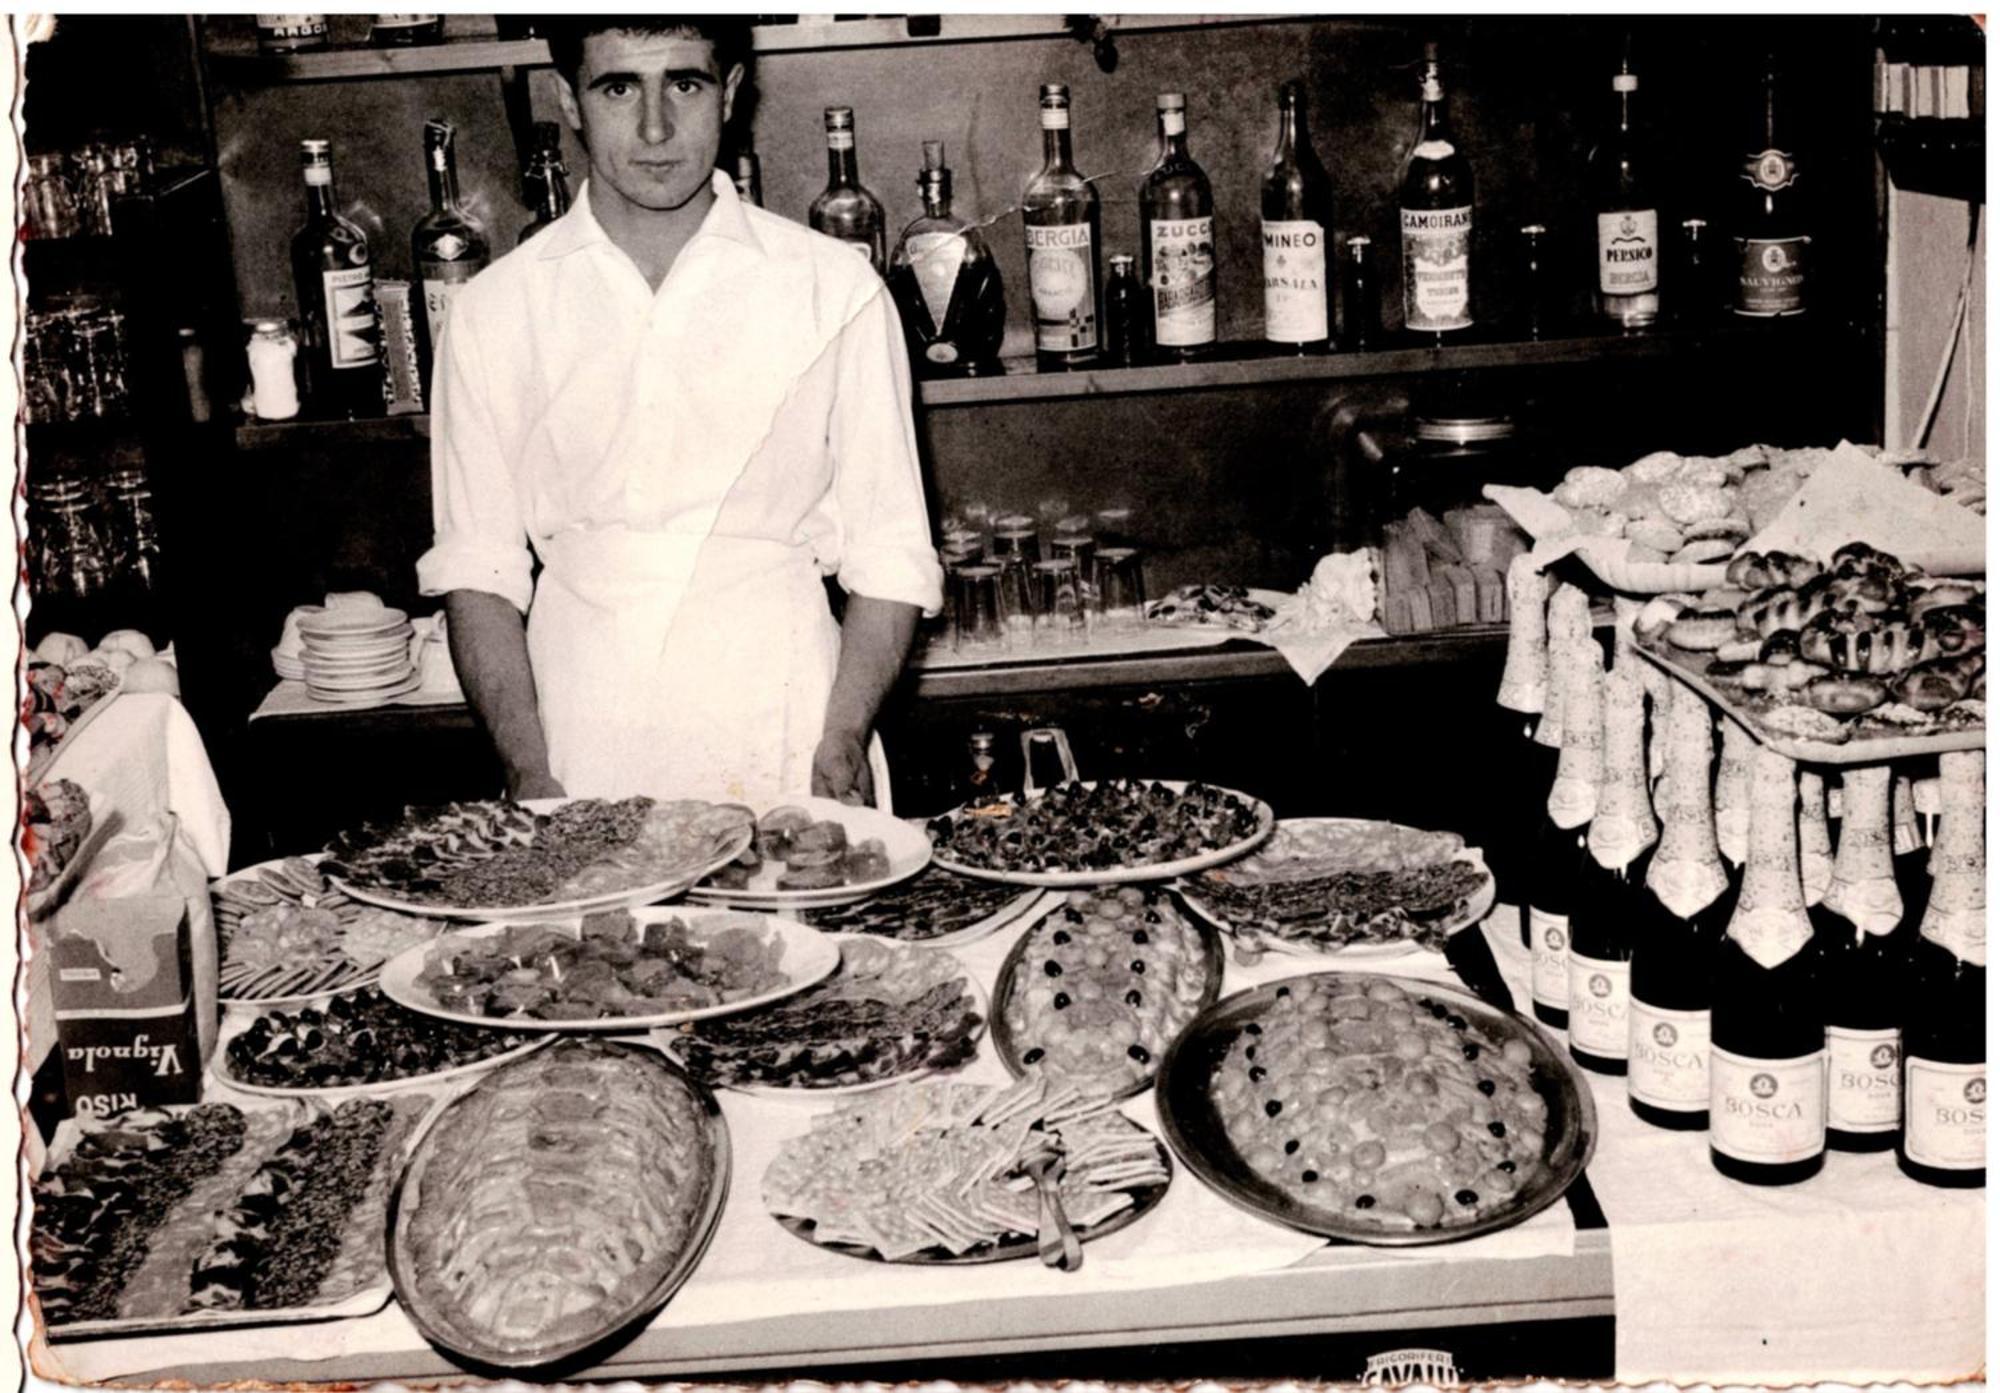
[1735, 236, 1808, 316]
[1026, 222, 1098, 353]
[1148, 215, 1216, 347]
[1529, 908, 1570, 1013]
[1399, 205, 1472, 332]
[322, 265, 377, 369]
[1597, 208, 1660, 296]
[1710, 1045, 1827, 1164]
[1262, 219, 1328, 343]
[1567, 952, 1630, 1058]
[905, 231, 966, 337]
[1826, 1025, 1901, 1135]
[1904, 1058, 1985, 1170]
[1627, 1001, 1711, 1112]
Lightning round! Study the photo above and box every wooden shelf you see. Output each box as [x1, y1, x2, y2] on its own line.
[235, 412, 429, 451]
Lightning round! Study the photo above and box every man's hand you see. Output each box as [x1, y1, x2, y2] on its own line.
[811, 728, 875, 807]
[509, 769, 567, 801]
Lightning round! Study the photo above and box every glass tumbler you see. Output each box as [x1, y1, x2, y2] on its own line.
[1031, 558, 1087, 639]
[990, 520, 1041, 569]
[1094, 546, 1147, 624]
[951, 564, 1006, 651]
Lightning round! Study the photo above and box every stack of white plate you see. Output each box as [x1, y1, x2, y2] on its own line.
[298, 606, 420, 704]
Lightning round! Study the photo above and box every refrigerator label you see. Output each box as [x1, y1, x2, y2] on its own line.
[1826, 1025, 1902, 1134]
[1528, 908, 1569, 1012]
[1262, 219, 1328, 342]
[1149, 215, 1216, 347]
[1566, 952, 1630, 1057]
[1904, 1058, 1985, 1169]
[322, 265, 378, 369]
[1597, 208, 1659, 294]
[1627, 1001, 1710, 1111]
[1026, 222, 1098, 352]
[1399, 204, 1472, 331]
[1735, 236, 1808, 316]
[1710, 1045, 1826, 1164]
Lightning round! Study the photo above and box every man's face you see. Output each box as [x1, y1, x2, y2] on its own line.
[558, 29, 742, 216]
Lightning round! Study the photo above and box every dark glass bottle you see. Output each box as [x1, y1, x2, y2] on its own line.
[517, 122, 570, 247]
[887, 141, 1006, 378]
[1673, 217, 1720, 324]
[810, 106, 887, 275]
[1104, 253, 1142, 365]
[1530, 586, 1602, 1031]
[1261, 79, 1333, 350]
[1492, 553, 1552, 969]
[1733, 55, 1809, 318]
[1140, 92, 1217, 357]
[1399, 42, 1475, 338]
[733, 149, 763, 208]
[289, 139, 381, 419]
[411, 119, 490, 405]
[1588, 54, 1661, 329]
[1022, 83, 1102, 369]
[1340, 235, 1379, 350]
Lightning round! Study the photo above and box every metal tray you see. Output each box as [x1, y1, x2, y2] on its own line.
[385, 1038, 730, 1371]
[1153, 971, 1597, 1247]
[990, 889, 1226, 1102]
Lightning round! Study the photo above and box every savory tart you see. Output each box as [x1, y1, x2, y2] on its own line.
[801, 867, 1037, 942]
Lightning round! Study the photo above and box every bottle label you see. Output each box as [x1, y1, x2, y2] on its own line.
[1735, 236, 1809, 316]
[1627, 1001, 1710, 1112]
[1529, 908, 1569, 1012]
[905, 231, 965, 336]
[826, 130, 855, 151]
[1262, 219, 1328, 343]
[1597, 208, 1660, 295]
[1742, 148, 1799, 193]
[1148, 216, 1216, 347]
[1026, 222, 1098, 353]
[1040, 107, 1070, 131]
[1826, 1025, 1901, 1134]
[1710, 1045, 1827, 1164]
[258, 14, 327, 38]
[322, 265, 378, 370]
[1904, 1058, 1986, 1170]
[373, 14, 439, 28]
[421, 262, 480, 349]
[1566, 952, 1630, 1057]
[1399, 205, 1472, 331]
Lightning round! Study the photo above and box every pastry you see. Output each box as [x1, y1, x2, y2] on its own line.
[1665, 610, 1740, 651]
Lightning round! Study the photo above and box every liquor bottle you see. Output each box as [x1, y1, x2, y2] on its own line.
[370, 13, 443, 44]
[1104, 254, 1142, 365]
[1899, 751, 1985, 1188]
[1630, 682, 1736, 1130]
[1798, 769, 1833, 907]
[517, 122, 570, 247]
[1022, 84, 1102, 369]
[411, 119, 490, 404]
[733, 150, 763, 208]
[1531, 585, 1603, 1031]
[289, 139, 381, 419]
[256, 14, 328, 51]
[1893, 771, 1934, 923]
[1570, 657, 1660, 1073]
[1517, 223, 1555, 339]
[1733, 56, 1809, 318]
[1340, 235, 1379, 351]
[1588, 54, 1661, 329]
[1812, 767, 1909, 1153]
[1673, 217, 1721, 324]
[1524, 577, 1574, 955]
[1709, 748, 1826, 1186]
[887, 141, 1006, 378]
[1140, 93, 1217, 357]
[1261, 80, 1333, 350]
[810, 106, 887, 276]
[1399, 42, 1475, 338]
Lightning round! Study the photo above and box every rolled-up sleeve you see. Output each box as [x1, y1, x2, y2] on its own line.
[415, 300, 535, 614]
[825, 285, 945, 617]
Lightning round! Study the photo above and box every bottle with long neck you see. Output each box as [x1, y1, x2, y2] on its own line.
[517, 122, 570, 246]
[1588, 52, 1660, 329]
[1733, 55, 1808, 318]
[1495, 555, 1552, 956]
[1399, 42, 1475, 339]
[887, 141, 1006, 377]
[1140, 93, 1217, 357]
[1899, 751, 1985, 1188]
[289, 139, 381, 419]
[1798, 770, 1833, 907]
[732, 148, 763, 208]
[1630, 682, 1736, 1129]
[810, 106, 887, 274]
[1530, 588, 1603, 1030]
[1261, 79, 1333, 350]
[1710, 748, 1826, 1186]
[411, 119, 490, 405]
[1812, 766, 1910, 1152]
[1714, 719, 1755, 871]
[1022, 83, 1102, 369]
[1893, 772, 1934, 923]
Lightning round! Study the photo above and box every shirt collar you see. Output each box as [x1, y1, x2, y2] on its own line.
[536, 170, 762, 261]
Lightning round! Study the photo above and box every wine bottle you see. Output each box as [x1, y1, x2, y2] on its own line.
[516, 122, 570, 247]
[1398, 42, 1475, 338]
[1140, 93, 1217, 357]
[1733, 54, 1809, 318]
[1894, 771, 1935, 923]
[1714, 718, 1755, 870]
[1710, 747, 1826, 1186]
[1532, 586, 1604, 1031]
[1798, 769, 1833, 907]
[1022, 83, 1102, 369]
[1899, 751, 1985, 1188]
[732, 150, 764, 209]
[1588, 51, 1661, 329]
[411, 119, 490, 405]
[290, 139, 381, 420]
[1631, 682, 1736, 1130]
[1494, 555, 1553, 954]
[887, 142, 1006, 377]
[1261, 79, 1333, 350]
[810, 107, 887, 275]
[1813, 766, 1909, 1153]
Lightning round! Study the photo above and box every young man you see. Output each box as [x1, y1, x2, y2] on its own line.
[416, 16, 942, 808]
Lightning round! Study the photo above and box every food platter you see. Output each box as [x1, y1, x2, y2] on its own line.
[214, 987, 549, 1094]
[214, 857, 444, 1008]
[212, 1006, 550, 1099]
[1154, 971, 1596, 1247]
[686, 797, 933, 909]
[800, 874, 1052, 949]
[387, 1039, 730, 1370]
[378, 908, 841, 1032]
[928, 779, 1275, 889]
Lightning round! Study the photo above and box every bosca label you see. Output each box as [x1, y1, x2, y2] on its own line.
[1528, 908, 1570, 1010]
[1026, 222, 1098, 352]
[1826, 1025, 1901, 1134]
[1904, 1059, 1985, 1169]
[1710, 1045, 1826, 1163]
[1566, 952, 1630, 1057]
[1627, 1001, 1710, 1111]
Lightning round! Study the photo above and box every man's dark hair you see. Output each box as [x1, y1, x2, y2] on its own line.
[542, 16, 754, 92]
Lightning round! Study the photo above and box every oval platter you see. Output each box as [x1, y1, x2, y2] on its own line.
[685, 796, 933, 910]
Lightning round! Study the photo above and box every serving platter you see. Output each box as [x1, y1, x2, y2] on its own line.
[1153, 971, 1596, 1247]
[929, 779, 1275, 889]
[211, 1007, 551, 1099]
[799, 874, 1053, 949]
[379, 908, 841, 1032]
[214, 856, 444, 1008]
[686, 796, 933, 909]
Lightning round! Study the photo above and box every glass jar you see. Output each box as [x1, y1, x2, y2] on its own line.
[246, 319, 302, 420]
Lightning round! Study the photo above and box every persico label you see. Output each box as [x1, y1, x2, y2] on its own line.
[1148, 215, 1216, 347]
[905, 231, 965, 336]
[1566, 952, 1630, 1057]
[1904, 1058, 1985, 1170]
[421, 262, 479, 348]
[322, 265, 376, 369]
[1710, 1045, 1827, 1164]
[1529, 908, 1569, 1013]
[1597, 208, 1659, 295]
[1627, 1001, 1710, 1112]
[1400, 205, 1472, 331]
[1026, 222, 1098, 352]
[1262, 219, 1328, 342]
[1826, 1025, 1901, 1134]
[1736, 236, 1808, 316]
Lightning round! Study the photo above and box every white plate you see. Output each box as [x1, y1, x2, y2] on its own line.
[297, 607, 410, 636]
[301, 630, 413, 652]
[303, 641, 414, 662]
[685, 796, 933, 909]
[378, 908, 841, 1031]
[929, 780, 1276, 889]
[209, 1011, 552, 1098]
[306, 666, 417, 691]
[307, 674, 423, 706]
[272, 649, 306, 680]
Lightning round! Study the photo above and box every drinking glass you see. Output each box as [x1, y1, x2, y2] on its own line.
[994, 552, 1035, 640]
[951, 564, 1006, 651]
[990, 521, 1041, 569]
[1031, 558, 1086, 640]
[1094, 546, 1147, 624]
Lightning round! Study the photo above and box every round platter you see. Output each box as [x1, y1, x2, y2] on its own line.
[988, 890, 1226, 1102]
[1153, 970, 1597, 1247]
[928, 780, 1275, 890]
[378, 908, 842, 1032]
[328, 797, 754, 923]
[214, 856, 445, 1008]
[685, 796, 933, 909]
[798, 874, 1051, 950]
[211, 1011, 552, 1099]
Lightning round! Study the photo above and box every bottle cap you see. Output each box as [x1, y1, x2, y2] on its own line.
[1520, 222, 1548, 236]
[1156, 92, 1185, 110]
[299, 138, 331, 157]
[823, 106, 855, 128]
[921, 140, 945, 172]
[1039, 83, 1070, 103]
[1108, 253, 1135, 270]
[1682, 216, 1708, 230]
[1346, 233, 1372, 248]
